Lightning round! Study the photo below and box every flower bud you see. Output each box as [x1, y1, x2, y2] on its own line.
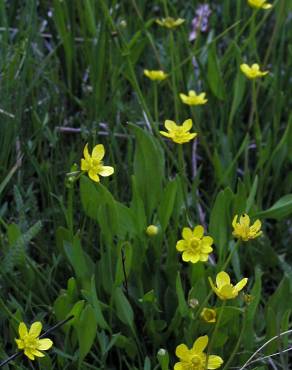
[146, 225, 159, 236]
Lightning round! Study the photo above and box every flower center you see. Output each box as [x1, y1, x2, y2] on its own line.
[23, 336, 38, 350]
[191, 355, 204, 369]
[190, 237, 201, 252]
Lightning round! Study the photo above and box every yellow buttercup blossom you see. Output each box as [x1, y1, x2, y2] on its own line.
[247, 0, 272, 9]
[209, 271, 248, 300]
[15, 322, 53, 360]
[200, 308, 216, 323]
[144, 69, 168, 81]
[156, 17, 185, 29]
[174, 335, 223, 370]
[81, 143, 114, 183]
[160, 119, 197, 144]
[146, 224, 159, 236]
[179, 90, 208, 106]
[176, 225, 213, 263]
[240, 63, 269, 79]
[232, 214, 262, 241]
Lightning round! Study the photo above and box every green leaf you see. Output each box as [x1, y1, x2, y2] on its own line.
[176, 272, 189, 317]
[209, 188, 234, 263]
[76, 304, 98, 368]
[113, 287, 135, 332]
[115, 242, 133, 287]
[158, 178, 178, 231]
[207, 43, 226, 100]
[129, 123, 165, 220]
[254, 194, 292, 219]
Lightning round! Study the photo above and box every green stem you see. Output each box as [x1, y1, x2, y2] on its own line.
[154, 82, 158, 124]
[220, 239, 241, 272]
[178, 145, 190, 221]
[206, 301, 226, 369]
[222, 309, 247, 370]
[169, 31, 179, 122]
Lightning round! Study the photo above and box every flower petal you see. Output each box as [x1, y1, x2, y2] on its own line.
[31, 349, 45, 358]
[88, 170, 100, 182]
[18, 322, 28, 338]
[92, 144, 105, 160]
[37, 338, 53, 350]
[15, 339, 24, 349]
[175, 344, 190, 360]
[216, 271, 230, 288]
[99, 166, 114, 177]
[193, 225, 204, 238]
[24, 349, 35, 360]
[83, 143, 90, 160]
[232, 215, 238, 228]
[192, 335, 208, 352]
[160, 130, 172, 138]
[174, 362, 185, 370]
[182, 227, 193, 240]
[164, 120, 177, 131]
[240, 214, 250, 227]
[28, 322, 42, 338]
[234, 278, 248, 292]
[182, 119, 192, 132]
[207, 355, 224, 369]
[81, 158, 90, 171]
[176, 240, 187, 252]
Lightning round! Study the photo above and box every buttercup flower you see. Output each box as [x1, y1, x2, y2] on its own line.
[240, 63, 269, 79]
[160, 119, 197, 144]
[174, 335, 223, 370]
[247, 0, 272, 9]
[232, 214, 262, 241]
[179, 90, 208, 106]
[146, 224, 159, 236]
[144, 69, 168, 81]
[15, 322, 53, 360]
[156, 17, 185, 29]
[209, 271, 248, 300]
[176, 225, 213, 263]
[81, 143, 114, 183]
[200, 308, 216, 323]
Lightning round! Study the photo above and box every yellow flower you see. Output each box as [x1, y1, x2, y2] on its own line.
[156, 17, 185, 29]
[143, 69, 168, 81]
[240, 63, 269, 79]
[179, 90, 208, 106]
[247, 0, 272, 9]
[146, 224, 159, 236]
[209, 271, 248, 300]
[174, 335, 223, 370]
[160, 119, 197, 144]
[176, 225, 213, 263]
[15, 322, 53, 361]
[81, 143, 114, 183]
[232, 214, 262, 241]
[200, 308, 216, 323]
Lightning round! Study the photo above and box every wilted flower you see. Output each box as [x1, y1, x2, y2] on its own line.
[81, 143, 114, 183]
[240, 63, 269, 79]
[174, 336, 223, 370]
[15, 322, 53, 360]
[156, 17, 185, 29]
[160, 119, 197, 144]
[146, 225, 159, 236]
[232, 214, 262, 241]
[144, 69, 168, 81]
[180, 90, 208, 106]
[247, 0, 272, 9]
[176, 225, 213, 263]
[189, 4, 211, 41]
[200, 308, 216, 323]
[209, 271, 248, 300]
